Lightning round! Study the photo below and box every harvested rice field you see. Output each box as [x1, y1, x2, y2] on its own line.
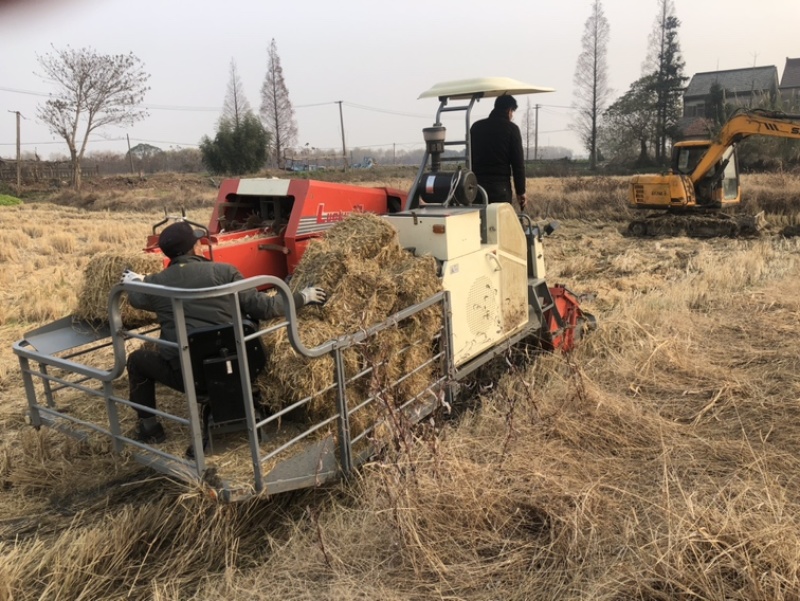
[3, 172, 800, 599]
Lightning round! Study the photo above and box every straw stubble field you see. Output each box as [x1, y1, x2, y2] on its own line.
[2, 173, 800, 599]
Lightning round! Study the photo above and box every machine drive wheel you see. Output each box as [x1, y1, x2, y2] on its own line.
[627, 221, 648, 237]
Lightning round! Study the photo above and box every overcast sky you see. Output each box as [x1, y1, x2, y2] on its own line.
[0, 0, 798, 162]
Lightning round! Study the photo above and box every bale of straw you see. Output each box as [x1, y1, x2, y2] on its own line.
[73, 252, 164, 328]
[257, 213, 442, 436]
[314, 212, 400, 261]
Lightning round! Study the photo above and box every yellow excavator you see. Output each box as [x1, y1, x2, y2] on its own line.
[627, 108, 800, 237]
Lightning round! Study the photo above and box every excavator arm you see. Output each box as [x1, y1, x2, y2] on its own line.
[689, 109, 800, 184]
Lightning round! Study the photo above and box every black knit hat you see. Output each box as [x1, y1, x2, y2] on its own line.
[158, 221, 203, 259]
[494, 95, 518, 111]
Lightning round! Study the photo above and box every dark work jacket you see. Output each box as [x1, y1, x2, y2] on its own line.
[127, 254, 302, 362]
[470, 108, 526, 196]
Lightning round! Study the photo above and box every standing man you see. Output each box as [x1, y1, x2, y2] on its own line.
[122, 220, 326, 443]
[470, 94, 527, 210]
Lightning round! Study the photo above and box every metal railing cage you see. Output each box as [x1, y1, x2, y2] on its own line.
[13, 276, 455, 502]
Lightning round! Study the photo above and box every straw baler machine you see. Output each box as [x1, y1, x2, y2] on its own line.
[13, 78, 594, 501]
[145, 78, 593, 362]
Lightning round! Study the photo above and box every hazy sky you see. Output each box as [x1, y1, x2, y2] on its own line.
[0, 0, 798, 162]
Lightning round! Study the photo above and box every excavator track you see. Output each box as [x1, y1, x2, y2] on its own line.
[625, 211, 764, 239]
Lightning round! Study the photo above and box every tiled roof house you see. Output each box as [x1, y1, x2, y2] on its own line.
[677, 66, 780, 140]
[779, 57, 800, 108]
[683, 66, 779, 118]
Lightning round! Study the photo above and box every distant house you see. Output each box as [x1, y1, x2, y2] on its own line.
[779, 57, 800, 108]
[683, 66, 779, 118]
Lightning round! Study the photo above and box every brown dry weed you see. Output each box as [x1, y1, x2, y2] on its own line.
[1, 174, 800, 599]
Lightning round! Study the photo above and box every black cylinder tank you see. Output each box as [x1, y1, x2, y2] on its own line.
[418, 170, 478, 205]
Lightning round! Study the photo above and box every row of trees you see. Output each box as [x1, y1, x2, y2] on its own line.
[571, 0, 687, 168]
[33, 9, 792, 190]
[32, 39, 297, 189]
[26, 8, 695, 188]
[199, 39, 298, 175]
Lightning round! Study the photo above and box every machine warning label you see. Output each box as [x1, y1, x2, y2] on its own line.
[450, 263, 459, 274]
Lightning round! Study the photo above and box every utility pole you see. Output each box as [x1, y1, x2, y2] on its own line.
[126, 134, 135, 175]
[524, 99, 531, 161]
[8, 111, 22, 194]
[534, 104, 540, 161]
[336, 101, 348, 171]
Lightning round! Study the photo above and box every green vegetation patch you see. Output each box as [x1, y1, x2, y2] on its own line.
[0, 194, 23, 206]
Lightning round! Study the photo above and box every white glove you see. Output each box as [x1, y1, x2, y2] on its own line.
[300, 286, 327, 306]
[121, 268, 143, 284]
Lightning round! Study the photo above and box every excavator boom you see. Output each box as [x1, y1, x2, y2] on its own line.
[688, 109, 800, 184]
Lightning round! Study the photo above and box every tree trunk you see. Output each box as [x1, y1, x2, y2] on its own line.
[71, 159, 82, 189]
[638, 139, 649, 165]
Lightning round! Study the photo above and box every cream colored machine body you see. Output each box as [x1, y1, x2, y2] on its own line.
[385, 203, 536, 367]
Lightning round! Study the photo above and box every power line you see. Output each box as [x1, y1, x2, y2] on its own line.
[0, 85, 48, 97]
[141, 104, 220, 112]
[1, 85, 430, 118]
[2, 84, 577, 121]
[342, 102, 429, 119]
[294, 101, 338, 108]
[0, 137, 200, 147]
[0, 85, 223, 112]
[538, 103, 575, 110]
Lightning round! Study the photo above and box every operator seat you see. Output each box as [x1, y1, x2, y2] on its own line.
[187, 320, 267, 454]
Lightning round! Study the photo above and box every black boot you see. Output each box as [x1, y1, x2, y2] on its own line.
[133, 418, 166, 444]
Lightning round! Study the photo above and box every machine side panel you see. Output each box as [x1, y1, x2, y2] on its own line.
[207, 234, 289, 281]
[496, 205, 529, 331]
[482, 204, 530, 333]
[284, 180, 393, 273]
[441, 251, 502, 366]
[384, 209, 482, 260]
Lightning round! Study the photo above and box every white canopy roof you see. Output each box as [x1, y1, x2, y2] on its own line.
[418, 77, 555, 100]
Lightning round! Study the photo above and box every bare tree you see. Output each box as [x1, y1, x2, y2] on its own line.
[222, 58, 253, 127]
[36, 45, 149, 189]
[571, 0, 611, 170]
[259, 39, 297, 169]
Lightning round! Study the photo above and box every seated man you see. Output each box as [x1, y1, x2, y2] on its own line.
[123, 221, 326, 443]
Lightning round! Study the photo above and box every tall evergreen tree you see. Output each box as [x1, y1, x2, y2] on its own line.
[222, 59, 252, 128]
[643, 0, 687, 164]
[199, 113, 269, 175]
[259, 39, 298, 168]
[201, 59, 267, 175]
[571, 0, 611, 169]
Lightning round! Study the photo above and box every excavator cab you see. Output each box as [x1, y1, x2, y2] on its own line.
[672, 142, 740, 206]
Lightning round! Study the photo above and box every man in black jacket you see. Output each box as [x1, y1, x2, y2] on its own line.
[470, 94, 527, 210]
[123, 221, 326, 443]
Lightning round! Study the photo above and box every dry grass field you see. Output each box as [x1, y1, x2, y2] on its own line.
[3, 172, 800, 599]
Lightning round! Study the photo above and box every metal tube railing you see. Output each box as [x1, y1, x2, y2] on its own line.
[13, 275, 453, 501]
